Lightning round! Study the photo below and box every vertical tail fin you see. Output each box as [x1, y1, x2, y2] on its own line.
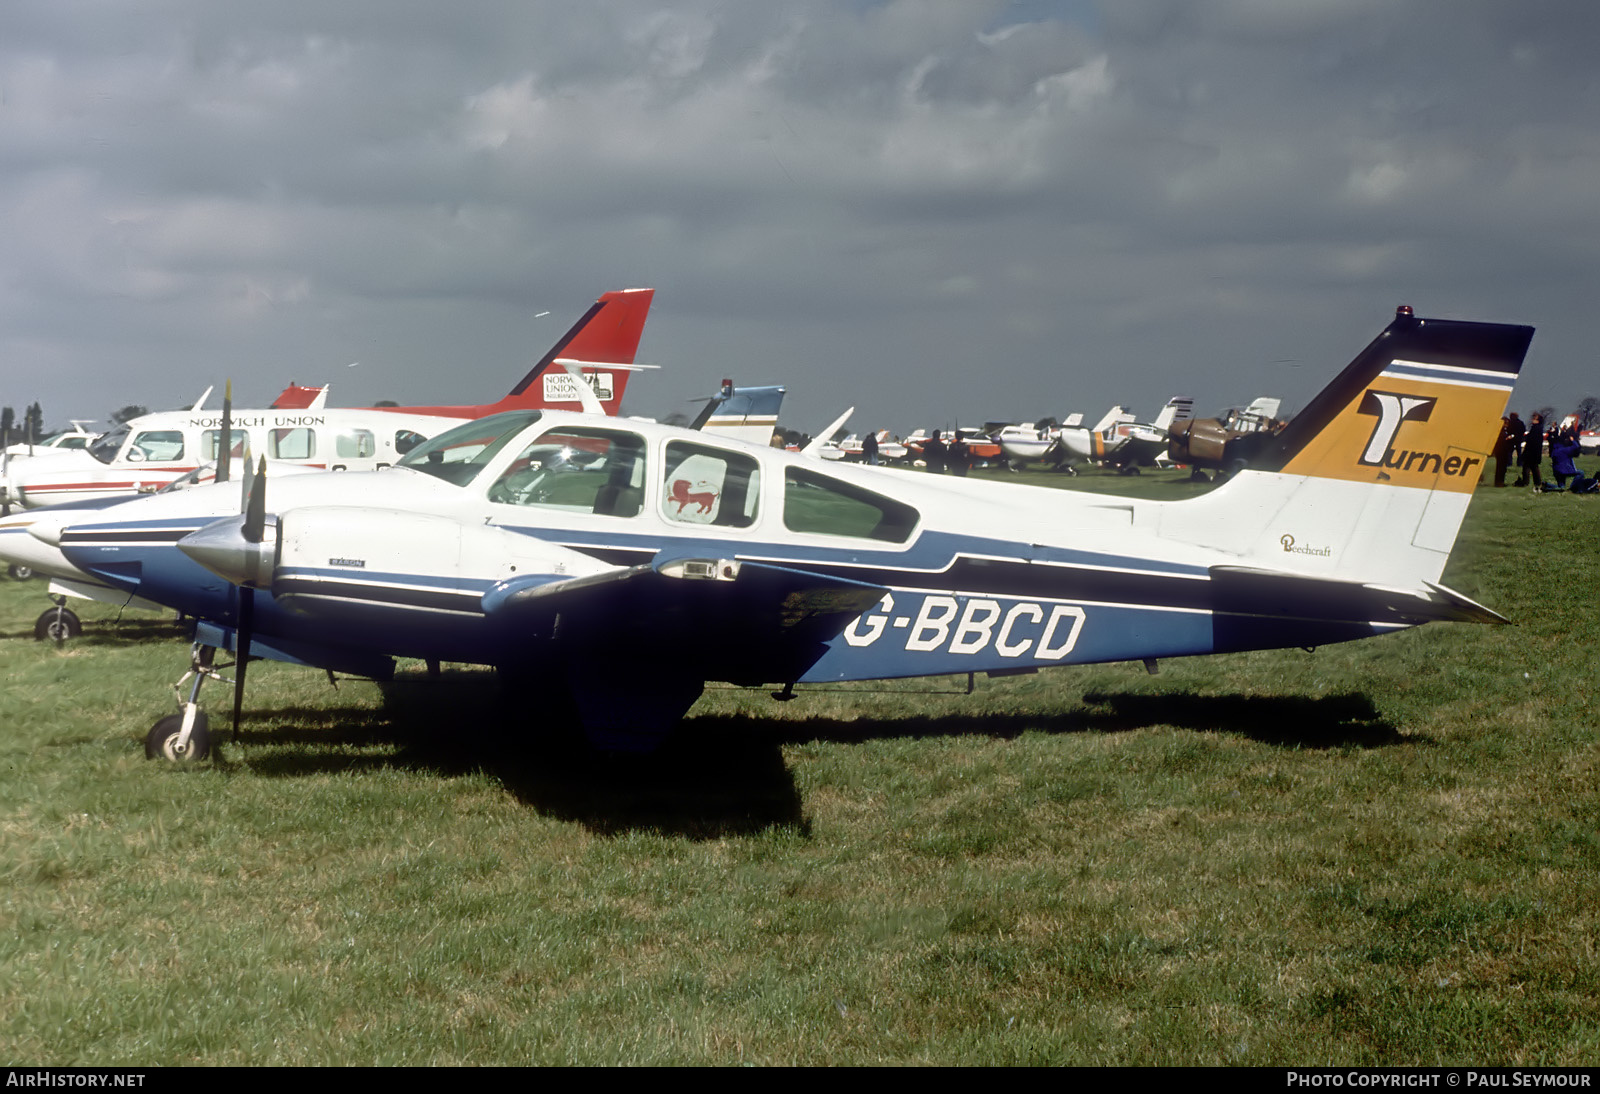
[1152, 396, 1194, 432]
[1166, 307, 1534, 588]
[500, 288, 655, 415]
[691, 381, 787, 444]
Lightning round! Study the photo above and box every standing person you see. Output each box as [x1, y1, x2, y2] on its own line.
[1515, 413, 1544, 488]
[923, 430, 948, 474]
[862, 430, 879, 466]
[948, 433, 969, 476]
[1491, 416, 1517, 487]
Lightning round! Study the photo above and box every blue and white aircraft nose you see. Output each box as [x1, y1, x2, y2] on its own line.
[26, 515, 66, 547]
[177, 516, 275, 588]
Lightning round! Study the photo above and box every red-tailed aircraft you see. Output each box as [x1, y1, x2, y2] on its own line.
[268, 288, 656, 417]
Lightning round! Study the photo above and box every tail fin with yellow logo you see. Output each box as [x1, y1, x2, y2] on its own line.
[1165, 307, 1534, 606]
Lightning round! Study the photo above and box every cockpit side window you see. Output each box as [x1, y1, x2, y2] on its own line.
[88, 425, 130, 465]
[395, 411, 541, 486]
[488, 427, 647, 517]
[660, 442, 761, 528]
[783, 467, 919, 543]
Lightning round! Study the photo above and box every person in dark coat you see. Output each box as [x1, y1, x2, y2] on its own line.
[922, 430, 948, 474]
[862, 430, 879, 466]
[1514, 413, 1544, 487]
[1491, 415, 1518, 487]
[948, 434, 969, 476]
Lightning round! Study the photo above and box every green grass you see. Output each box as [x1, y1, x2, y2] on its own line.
[1, 465, 1598, 1064]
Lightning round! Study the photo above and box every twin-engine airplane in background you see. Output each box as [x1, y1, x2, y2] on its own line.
[0, 289, 655, 511]
[32, 307, 1532, 762]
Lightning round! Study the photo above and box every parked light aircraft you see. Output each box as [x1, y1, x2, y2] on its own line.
[1166, 396, 1287, 480]
[0, 289, 654, 512]
[32, 307, 1532, 762]
[1047, 396, 1194, 473]
[994, 416, 1080, 467]
[0, 378, 785, 642]
[3, 421, 102, 457]
[816, 431, 909, 463]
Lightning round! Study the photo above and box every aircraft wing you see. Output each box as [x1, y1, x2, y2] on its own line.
[483, 557, 889, 685]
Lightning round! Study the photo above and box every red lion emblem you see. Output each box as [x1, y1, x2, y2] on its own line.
[668, 478, 717, 515]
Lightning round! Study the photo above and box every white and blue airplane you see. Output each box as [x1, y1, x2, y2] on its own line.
[0, 378, 787, 643]
[31, 307, 1532, 761]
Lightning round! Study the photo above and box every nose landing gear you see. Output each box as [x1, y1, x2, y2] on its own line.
[34, 597, 82, 642]
[145, 644, 231, 763]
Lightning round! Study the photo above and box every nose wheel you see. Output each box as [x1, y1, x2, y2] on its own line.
[145, 710, 212, 763]
[146, 644, 231, 764]
[34, 598, 82, 642]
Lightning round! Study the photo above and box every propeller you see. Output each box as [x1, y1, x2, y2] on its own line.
[232, 456, 267, 737]
[216, 381, 232, 485]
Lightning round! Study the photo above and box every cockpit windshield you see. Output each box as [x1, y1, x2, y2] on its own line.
[87, 425, 129, 465]
[394, 410, 543, 486]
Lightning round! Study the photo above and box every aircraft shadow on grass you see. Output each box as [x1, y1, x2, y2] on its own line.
[223, 675, 807, 840]
[697, 688, 1404, 750]
[216, 675, 1401, 838]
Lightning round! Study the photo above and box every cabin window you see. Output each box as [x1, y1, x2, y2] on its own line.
[660, 442, 761, 527]
[488, 427, 647, 516]
[269, 428, 316, 461]
[783, 468, 918, 543]
[394, 430, 427, 455]
[127, 430, 185, 463]
[336, 429, 376, 459]
[201, 430, 251, 460]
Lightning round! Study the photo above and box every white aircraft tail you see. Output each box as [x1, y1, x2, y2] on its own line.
[1164, 308, 1534, 593]
[1151, 396, 1194, 432]
[1090, 405, 1127, 434]
[803, 408, 855, 457]
[689, 381, 787, 444]
[1243, 396, 1281, 421]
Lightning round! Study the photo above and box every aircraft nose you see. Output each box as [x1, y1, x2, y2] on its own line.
[26, 516, 64, 546]
[178, 516, 276, 588]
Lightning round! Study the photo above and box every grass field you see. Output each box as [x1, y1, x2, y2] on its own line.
[2, 464, 1598, 1065]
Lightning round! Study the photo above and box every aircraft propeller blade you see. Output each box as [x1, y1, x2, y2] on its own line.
[232, 584, 253, 739]
[243, 457, 267, 543]
[216, 381, 233, 485]
[230, 453, 265, 738]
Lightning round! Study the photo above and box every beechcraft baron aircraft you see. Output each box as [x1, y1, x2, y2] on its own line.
[0, 376, 785, 642]
[0, 289, 655, 512]
[30, 307, 1531, 761]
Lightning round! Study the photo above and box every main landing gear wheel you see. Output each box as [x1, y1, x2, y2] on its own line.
[34, 606, 82, 641]
[9, 564, 33, 580]
[145, 711, 211, 763]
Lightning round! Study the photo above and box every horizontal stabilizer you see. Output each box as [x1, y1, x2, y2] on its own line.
[1210, 566, 1509, 626]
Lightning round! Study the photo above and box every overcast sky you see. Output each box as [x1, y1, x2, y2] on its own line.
[2, 0, 1596, 436]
